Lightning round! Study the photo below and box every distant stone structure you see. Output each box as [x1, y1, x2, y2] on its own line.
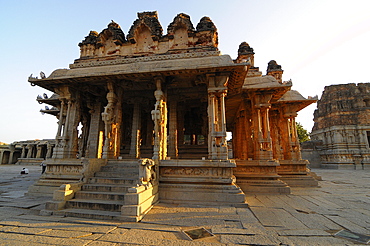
[310, 83, 370, 169]
[0, 143, 20, 164]
[27, 11, 317, 221]
[0, 140, 55, 165]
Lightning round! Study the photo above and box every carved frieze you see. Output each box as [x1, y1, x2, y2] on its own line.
[160, 167, 231, 177]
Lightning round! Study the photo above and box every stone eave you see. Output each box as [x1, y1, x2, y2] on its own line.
[36, 98, 60, 107]
[242, 75, 292, 101]
[243, 75, 292, 90]
[273, 90, 318, 112]
[40, 109, 59, 116]
[29, 55, 248, 92]
[273, 99, 317, 112]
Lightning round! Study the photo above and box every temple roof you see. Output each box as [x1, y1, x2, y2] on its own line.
[274, 90, 317, 112]
[29, 54, 249, 93]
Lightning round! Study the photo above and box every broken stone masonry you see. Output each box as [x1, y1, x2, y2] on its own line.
[304, 83, 370, 169]
[26, 11, 318, 221]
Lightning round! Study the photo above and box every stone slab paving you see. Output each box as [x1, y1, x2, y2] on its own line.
[0, 165, 369, 245]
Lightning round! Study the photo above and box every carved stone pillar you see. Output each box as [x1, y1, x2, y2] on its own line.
[8, 145, 15, 164]
[45, 144, 55, 159]
[56, 100, 66, 138]
[53, 97, 67, 159]
[177, 103, 185, 146]
[269, 110, 282, 160]
[233, 101, 251, 160]
[102, 82, 123, 159]
[168, 100, 178, 158]
[26, 144, 34, 158]
[86, 101, 103, 158]
[275, 105, 318, 187]
[61, 98, 80, 158]
[250, 92, 273, 160]
[280, 113, 292, 160]
[151, 76, 167, 161]
[289, 117, 301, 160]
[36, 144, 43, 158]
[21, 145, 27, 158]
[207, 74, 228, 160]
[234, 91, 291, 194]
[129, 102, 141, 158]
[52, 86, 81, 159]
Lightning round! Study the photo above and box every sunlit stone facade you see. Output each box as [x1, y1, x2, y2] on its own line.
[28, 12, 317, 221]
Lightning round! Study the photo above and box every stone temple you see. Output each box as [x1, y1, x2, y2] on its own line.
[308, 83, 370, 169]
[28, 12, 318, 221]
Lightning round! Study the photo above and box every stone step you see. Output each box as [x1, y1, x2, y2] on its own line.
[74, 191, 125, 201]
[88, 177, 138, 185]
[100, 166, 138, 172]
[82, 183, 132, 192]
[179, 146, 207, 150]
[66, 199, 123, 212]
[107, 160, 139, 165]
[36, 179, 80, 186]
[94, 171, 139, 178]
[54, 208, 122, 221]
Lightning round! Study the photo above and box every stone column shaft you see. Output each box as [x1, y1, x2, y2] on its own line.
[168, 101, 178, 158]
[21, 145, 26, 158]
[102, 82, 122, 159]
[207, 90, 228, 160]
[46, 144, 54, 159]
[26, 144, 34, 158]
[129, 102, 141, 158]
[56, 100, 65, 138]
[0, 151, 4, 164]
[36, 145, 43, 158]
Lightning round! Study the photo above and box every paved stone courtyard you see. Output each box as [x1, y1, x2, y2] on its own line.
[0, 165, 369, 245]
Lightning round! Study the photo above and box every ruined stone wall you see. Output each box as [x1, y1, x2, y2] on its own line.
[312, 83, 370, 130]
[311, 83, 370, 169]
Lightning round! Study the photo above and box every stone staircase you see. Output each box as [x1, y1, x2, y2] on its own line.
[54, 160, 145, 221]
[178, 145, 208, 159]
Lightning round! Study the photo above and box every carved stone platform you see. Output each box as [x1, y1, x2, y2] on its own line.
[277, 160, 318, 187]
[159, 159, 247, 207]
[27, 158, 99, 196]
[234, 160, 290, 194]
[16, 158, 44, 166]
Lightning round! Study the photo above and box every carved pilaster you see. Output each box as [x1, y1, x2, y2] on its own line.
[207, 74, 229, 160]
[151, 76, 167, 161]
[102, 82, 123, 159]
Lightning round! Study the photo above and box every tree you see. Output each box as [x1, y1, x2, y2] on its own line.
[296, 122, 310, 143]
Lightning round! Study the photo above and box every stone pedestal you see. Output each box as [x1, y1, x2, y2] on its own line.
[234, 160, 290, 194]
[159, 159, 247, 207]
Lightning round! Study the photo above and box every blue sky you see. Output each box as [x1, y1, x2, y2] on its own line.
[1, 0, 370, 143]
